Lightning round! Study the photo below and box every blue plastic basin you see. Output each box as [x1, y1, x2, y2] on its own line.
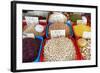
[34, 36, 43, 62]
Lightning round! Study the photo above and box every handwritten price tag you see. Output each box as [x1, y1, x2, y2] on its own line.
[25, 16, 39, 25]
[82, 32, 91, 39]
[50, 30, 65, 38]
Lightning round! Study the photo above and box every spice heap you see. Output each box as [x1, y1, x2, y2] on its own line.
[44, 37, 76, 61]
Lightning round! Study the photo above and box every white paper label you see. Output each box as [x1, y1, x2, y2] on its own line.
[23, 32, 34, 38]
[77, 20, 86, 25]
[50, 30, 65, 38]
[82, 16, 87, 24]
[82, 32, 91, 39]
[25, 16, 39, 25]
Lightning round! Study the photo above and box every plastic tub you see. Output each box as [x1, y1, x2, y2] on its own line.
[40, 36, 83, 62]
[34, 36, 43, 62]
[69, 36, 83, 60]
[72, 25, 84, 60]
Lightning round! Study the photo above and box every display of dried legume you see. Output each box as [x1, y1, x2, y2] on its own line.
[44, 37, 76, 61]
[22, 10, 92, 63]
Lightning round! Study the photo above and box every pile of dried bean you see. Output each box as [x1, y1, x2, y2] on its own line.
[44, 37, 76, 61]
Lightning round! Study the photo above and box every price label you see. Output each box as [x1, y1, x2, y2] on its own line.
[25, 16, 39, 25]
[50, 30, 65, 38]
[82, 32, 91, 39]
[77, 19, 87, 25]
[23, 32, 34, 38]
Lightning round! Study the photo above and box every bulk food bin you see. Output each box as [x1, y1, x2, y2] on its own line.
[34, 36, 43, 62]
[40, 36, 83, 62]
[72, 23, 91, 60]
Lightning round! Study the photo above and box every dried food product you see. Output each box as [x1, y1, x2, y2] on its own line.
[79, 39, 91, 60]
[23, 38, 42, 62]
[49, 13, 67, 24]
[44, 37, 76, 61]
[78, 38, 87, 47]
[23, 24, 35, 33]
[24, 24, 45, 36]
[73, 24, 91, 37]
[70, 14, 82, 22]
[26, 11, 49, 17]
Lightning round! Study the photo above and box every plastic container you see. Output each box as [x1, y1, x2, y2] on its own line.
[72, 25, 84, 60]
[34, 36, 43, 62]
[66, 20, 74, 36]
[40, 36, 83, 62]
[69, 36, 83, 60]
[40, 37, 50, 62]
